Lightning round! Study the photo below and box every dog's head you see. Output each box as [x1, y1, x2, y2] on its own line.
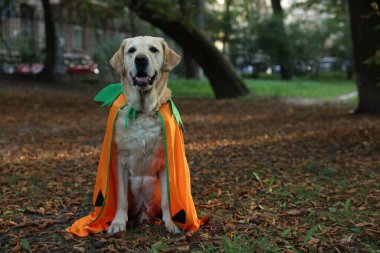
[110, 36, 181, 91]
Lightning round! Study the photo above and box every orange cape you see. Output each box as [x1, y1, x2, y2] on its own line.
[66, 83, 203, 237]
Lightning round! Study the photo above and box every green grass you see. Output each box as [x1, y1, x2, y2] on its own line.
[246, 78, 356, 99]
[200, 234, 283, 253]
[169, 78, 213, 98]
[168, 76, 356, 100]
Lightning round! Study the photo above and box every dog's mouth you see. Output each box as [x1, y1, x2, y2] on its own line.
[132, 71, 158, 88]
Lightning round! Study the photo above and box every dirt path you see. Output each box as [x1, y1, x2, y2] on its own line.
[0, 86, 379, 252]
[282, 92, 358, 106]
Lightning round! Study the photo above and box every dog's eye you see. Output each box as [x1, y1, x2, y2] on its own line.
[127, 47, 136, 54]
[149, 46, 159, 53]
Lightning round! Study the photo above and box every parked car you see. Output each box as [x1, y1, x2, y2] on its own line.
[0, 65, 15, 74]
[64, 52, 99, 75]
[11, 52, 99, 76]
[266, 65, 281, 75]
[319, 57, 338, 72]
[14, 63, 44, 74]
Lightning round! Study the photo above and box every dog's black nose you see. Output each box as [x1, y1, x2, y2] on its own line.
[135, 54, 148, 70]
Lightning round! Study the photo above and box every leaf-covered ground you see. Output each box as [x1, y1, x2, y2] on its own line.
[1, 84, 379, 252]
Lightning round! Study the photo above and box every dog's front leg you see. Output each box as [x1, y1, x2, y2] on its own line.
[159, 169, 181, 234]
[107, 157, 129, 234]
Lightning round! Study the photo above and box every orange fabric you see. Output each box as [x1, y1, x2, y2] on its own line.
[159, 103, 203, 231]
[66, 95, 202, 237]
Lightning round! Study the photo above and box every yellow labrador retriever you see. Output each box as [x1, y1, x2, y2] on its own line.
[107, 36, 181, 234]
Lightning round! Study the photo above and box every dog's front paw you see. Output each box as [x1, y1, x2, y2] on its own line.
[107, 221, 126, 234]
[107, 215, 127, 234]
[164, 219, 181, 234]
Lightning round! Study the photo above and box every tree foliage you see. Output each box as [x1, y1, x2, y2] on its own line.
[113, 0, 249, 98]
[256, 16, 293, 77]
[289, 0, 353, 77]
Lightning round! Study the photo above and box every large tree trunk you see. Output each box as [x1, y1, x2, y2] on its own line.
[183, 51, 199, 79]
[0, 1, 12, 64]
[39, 0, 56, 82]
[127, 0, 249, 98]
[348, 0, 380, 114]
[271, 0, 283, 16]
[179, 0, 201, 79]
[128, 11, 137, 36]
[270, 0, 292, 80]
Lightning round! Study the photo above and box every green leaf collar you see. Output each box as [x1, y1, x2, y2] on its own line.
[169, 99, 185, 132]
[94, 83, 185, 130]
[93, 83, 123, 107]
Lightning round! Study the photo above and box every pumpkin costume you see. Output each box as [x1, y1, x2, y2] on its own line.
[66, 83, 204, 237]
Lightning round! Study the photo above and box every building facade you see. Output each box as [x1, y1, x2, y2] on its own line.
[0, 0, 132, 76]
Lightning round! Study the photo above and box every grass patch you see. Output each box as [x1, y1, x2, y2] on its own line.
[222, 236, 255, 253]
[8, 175, 23, 185]
[169, 79, 213, 98]
[294, 185, 322, 203]
[359, 241, 380, 253]
[303, 163, 339, 178]
[48, 233, 63, 243]
[169, 76, 356, 100]
[246, 78, 356, 100]
[222, 234, 282, 253]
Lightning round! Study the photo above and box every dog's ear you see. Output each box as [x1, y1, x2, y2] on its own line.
[110, 39, 129, 74]
[161, 40, 181, 72]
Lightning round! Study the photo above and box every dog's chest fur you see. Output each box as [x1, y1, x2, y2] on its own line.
[113, 106, 164, 218]
[114, 106, 164, 176]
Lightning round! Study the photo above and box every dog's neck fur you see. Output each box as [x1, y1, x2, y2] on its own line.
[121, 71, 172, 113]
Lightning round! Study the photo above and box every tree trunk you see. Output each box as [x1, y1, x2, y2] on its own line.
[0, 23, 12, 64]
[0, 1, 14, 66]
[179, 0, 200, 80]
[222, 0, 232, 56]
[128, 12, 137, 36]
[39, 0, 56, 82]
[271, 0, 283, 16]
[128, 0, 249, 98]
[348, 0, 380, 114]
[183, 51, 199, 79]
[270, 0, 292, 80]
[342, 1, 354, 81]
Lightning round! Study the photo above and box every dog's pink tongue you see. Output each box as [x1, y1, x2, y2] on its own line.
[136, 76, 149, 82]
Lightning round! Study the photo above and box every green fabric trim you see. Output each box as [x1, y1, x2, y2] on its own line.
[94, 83, 123, 107]
[157, 111, 182, 230]
[169, 99, 185, 132]
[124, 107, 137, 128]
[87, 103, 127, 226]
